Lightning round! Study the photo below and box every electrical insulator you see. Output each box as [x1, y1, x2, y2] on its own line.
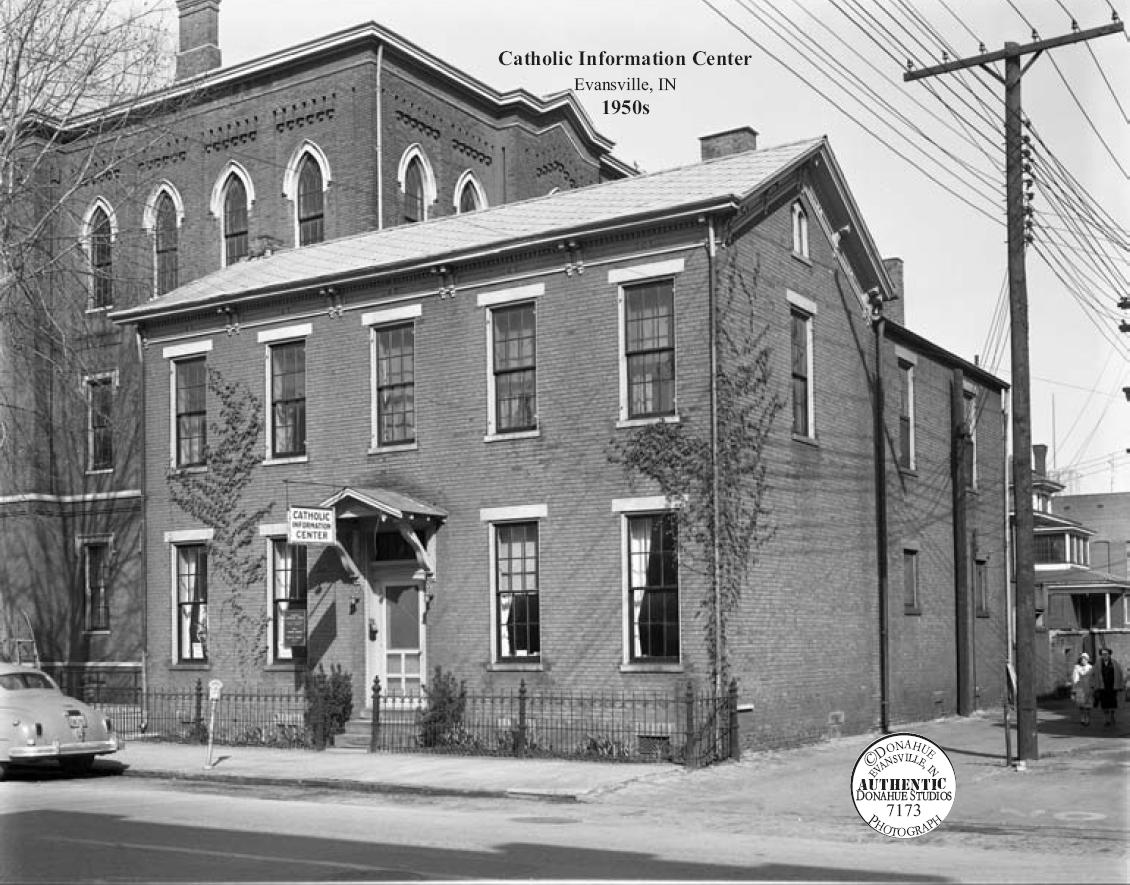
[1119, 296, 1130, 311]
[1120, 321, 1130, 334]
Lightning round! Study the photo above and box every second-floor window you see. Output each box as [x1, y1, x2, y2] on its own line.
[87, 375, 113, 471]
[624, 280, 675, 419]
[375, 324, 415, 446]
[404, 157, 425, 224]
[175, 357, 207, 467]
[270, 340, 306, 458]
[898, 359, 915, 470]
[492, 303, 537, 433]
[297, 155, 324, 246]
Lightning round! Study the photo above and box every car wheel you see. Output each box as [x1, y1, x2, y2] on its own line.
[59, 755, 95, 775]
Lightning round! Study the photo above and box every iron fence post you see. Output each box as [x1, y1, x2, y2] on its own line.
[369, 676, 381, 753]
[193, 678, 204, 742]
[728, 678, 740, 761]
[684, 682, 697, 768]
[516, 679, 528, 755]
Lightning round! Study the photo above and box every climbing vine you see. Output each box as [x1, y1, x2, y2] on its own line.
[168, 368, 272, 671]
[609, 252, 783, 689]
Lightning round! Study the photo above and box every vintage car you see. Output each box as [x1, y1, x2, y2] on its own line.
[0, 663, 123, 776]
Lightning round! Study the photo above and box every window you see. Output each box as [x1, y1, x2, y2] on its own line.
[223, 175, 249, 265]
[495, 522, 540, 661]
[175, 544, 208, 663]
[83, 542, 110, 632]
[269, 340, 306, 458]
[154, 192, 179, 295]
[624, 280, 675, 419]
[403, 157, 425, 224]
[87, 375, 113, 472]
[963, 389, 978, 488]
[975, 559, 990, 618]
[374, 324, 415, 446]
[492, 303, 537, 433]
[89, 205, 113, 309]
[903, 549, 920, 612]
[174, 357, 207, 467]
[1035, 534, 1066, 564]
[270, 540, 307, 662]
[790, 308, 814, 437]
[456, 172, 485, 213]
[296, 155, 324, 246]
[459, 182, 481, 213]
[897, 359, 915, 470]
[791, 200, 809, 259]
[628, 513, 679, 662]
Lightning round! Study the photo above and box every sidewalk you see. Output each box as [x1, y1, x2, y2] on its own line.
[106, 698, 1127, 804]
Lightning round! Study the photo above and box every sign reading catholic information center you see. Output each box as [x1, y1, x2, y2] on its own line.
[287, 507, 336, 545]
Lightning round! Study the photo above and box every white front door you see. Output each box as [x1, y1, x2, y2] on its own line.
[365, 568, 425, 701]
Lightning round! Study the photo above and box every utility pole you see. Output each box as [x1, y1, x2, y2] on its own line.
[906, 20, 1124, 762]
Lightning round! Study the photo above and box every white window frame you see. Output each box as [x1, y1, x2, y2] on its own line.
[612, 496, 683, 671]
[481, 505, 547, 669]
[282, 140, 332, 247]
[963, 382, 978, 490]
[84, 370, 117, 474]
[791, 200, 810, 259]
[80, 197, 118, 311]
[454, 169, 487, 213]
[259, 324, 312, 464]
[210, 160, 256, 267]
[397, 144, 437, 222]
[143, 181, 186, 297]
[165, 528, 214, 665]
[478, 284, 543, 441]
[264, 534, 308, 664]
[895, 346, 917, 471]
[787, 290, 817, 440]
[164, 339, 213, 470]
[364, 304, 421, 452]
[611, 259, 685, 428]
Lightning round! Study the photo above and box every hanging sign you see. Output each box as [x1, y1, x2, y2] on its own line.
[287, 507, 336, 545]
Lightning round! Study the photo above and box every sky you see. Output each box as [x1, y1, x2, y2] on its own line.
[166, 0, 1129, 494]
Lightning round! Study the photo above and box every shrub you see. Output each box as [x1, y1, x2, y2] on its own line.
[419, 667, 469, 748]
[305, 664, 354, 749]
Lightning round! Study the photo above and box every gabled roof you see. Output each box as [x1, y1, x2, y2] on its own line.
[1033, 510, 1093, 534]
[113, 138, 829, 324]
[320, 487, 446, 522]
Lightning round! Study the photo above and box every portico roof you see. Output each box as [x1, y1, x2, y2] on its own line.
[320, 487, 447, 522]
[1036, 566, 1130, 592]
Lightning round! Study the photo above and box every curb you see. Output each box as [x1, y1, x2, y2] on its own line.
[119, 766, 561, 801]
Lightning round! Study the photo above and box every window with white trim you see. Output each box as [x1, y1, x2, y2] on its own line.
[175, 543, 208, 662]
[296, 154, 325, 246]
[791, 200, 809, 259]
[154, 191, 179, 296]
[456, 171, 486, 213]
[270, 539, 308, 662]
[403, 157, 426, 223]
[897, 358, 915, 470]
[790, 307, 814, 438]
[626, 512, 679, 662]
[83, 541, 111, 632]
[623, 279, 675, 420]
[86, 374, 114, 472]
[490, 302, 537, 433]
[268, 339, 306, 458]
[222, 174, 249, 265]
[88, 204, 114, 309]
[494, 521, 540, 661]
[374, 324, 415, 446]
[174, 357, 207, 467]
[903, 548, 920, 613]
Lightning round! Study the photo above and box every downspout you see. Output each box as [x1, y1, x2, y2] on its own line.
[136, 329, 149, 732]
[375, 43, 384, 230]
[707, 217, 722, 697]
[870, 296, 890, 733]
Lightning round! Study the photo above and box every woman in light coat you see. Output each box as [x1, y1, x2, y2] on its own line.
[1071, 652, 1094, 726]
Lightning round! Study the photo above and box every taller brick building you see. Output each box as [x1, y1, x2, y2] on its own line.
[0, 0, 630, 693]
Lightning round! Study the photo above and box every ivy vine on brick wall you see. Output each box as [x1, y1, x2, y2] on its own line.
[609, 252, 783, 689]
[168, 367, 272, 671]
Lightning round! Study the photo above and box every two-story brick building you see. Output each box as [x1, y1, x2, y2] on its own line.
[112, 128, 1009, 747]
[0, 0, 630, 692]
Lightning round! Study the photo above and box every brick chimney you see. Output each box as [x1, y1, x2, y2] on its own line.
[1033, 444, 1048, 478]
[699, 126, 758, 161]
[881, 257, 905, 325]
[175, 0, 222, 81]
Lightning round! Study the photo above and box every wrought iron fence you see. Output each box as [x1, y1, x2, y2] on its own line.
[367, 678, 739, 766]
[83, 681, 310, 748]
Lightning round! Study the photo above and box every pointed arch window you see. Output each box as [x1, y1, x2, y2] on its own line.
[404, 157, 425, 224]
[791, 200, 809, 259]
[89, 206, 113, 309]
[223, 175, 249, 265]
[154, 192, 179, 295]
[457, 176, 484, 213]
[297, 155, 324, 245]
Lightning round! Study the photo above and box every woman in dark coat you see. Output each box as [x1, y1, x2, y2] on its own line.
[1093, 648, 1125, 727]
